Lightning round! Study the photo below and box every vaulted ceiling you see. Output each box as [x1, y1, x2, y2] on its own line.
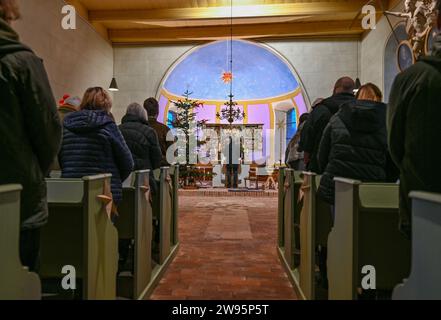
[68, 0, 402, 44]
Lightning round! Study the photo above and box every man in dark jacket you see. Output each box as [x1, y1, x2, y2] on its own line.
[0, 1, 62, 271]
[388, 0, 441, 238]
[300, 77, 356, 172]
[144, 97, 174, 166]
[119, 103, 162, 171]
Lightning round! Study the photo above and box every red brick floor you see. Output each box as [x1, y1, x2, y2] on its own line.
[150, 196, 297, 300]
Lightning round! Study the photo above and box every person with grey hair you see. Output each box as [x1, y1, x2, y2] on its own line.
[119, 102, 162, 171]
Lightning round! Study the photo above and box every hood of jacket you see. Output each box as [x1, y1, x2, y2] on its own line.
[0, 18, 32, 56]
[64, 109, 114, 133]
[338, 100, 386, 133]
[420, 33, 441, 71]
[121, 114, 149, 126]
[321, 92, 356, 115]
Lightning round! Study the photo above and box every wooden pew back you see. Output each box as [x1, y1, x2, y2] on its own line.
[393, 192, 441, 300]
[328, 178, 410, 300]
[41, 175, 118, 300]
[116, 170, 152, 299]
[0, 185, 41, 300]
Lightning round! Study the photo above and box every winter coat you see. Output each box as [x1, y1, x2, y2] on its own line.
[317, 100, 396, 205]
[119, 114, 162, 171]
[0, 18, 62, 230]
[59, 109, 134, 204]
[388, 33, 441, 236]
[285, 122, 306, 168]
[148, 117, 174, 166]
[300, 93, 355, 172]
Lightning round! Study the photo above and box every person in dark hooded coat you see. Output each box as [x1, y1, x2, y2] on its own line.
[388, 0, 441, 238]
[119, 103, 162, 172]
[59, 87, 134, 205]
[317, 83, 398, 206]
[299, 77, 356, 172]
[0, 0, 62, 271]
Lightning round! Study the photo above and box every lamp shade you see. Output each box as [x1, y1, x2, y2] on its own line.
[109, 77, 119, 92]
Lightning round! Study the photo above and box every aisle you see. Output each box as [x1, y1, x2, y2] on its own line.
[150, 196, 297, 300]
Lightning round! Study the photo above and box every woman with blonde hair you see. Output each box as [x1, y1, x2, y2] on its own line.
[317, 83, 397, 207]
[59, 87, 134, 205]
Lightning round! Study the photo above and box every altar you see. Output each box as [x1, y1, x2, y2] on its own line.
[199, 123, 264, 165]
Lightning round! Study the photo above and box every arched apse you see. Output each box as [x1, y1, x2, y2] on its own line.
[384, 23, 408, 102]
[156, 40, 310, 164]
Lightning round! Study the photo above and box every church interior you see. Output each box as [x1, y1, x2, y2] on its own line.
[1, 0, 441, 303]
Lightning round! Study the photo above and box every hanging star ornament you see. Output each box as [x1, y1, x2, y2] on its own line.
[221, 71, 233, 84]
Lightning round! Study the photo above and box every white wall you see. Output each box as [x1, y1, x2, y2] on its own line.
[13, 0, 113, 103]
[360, 1, 404, 95]
[113, 39, 359, 123]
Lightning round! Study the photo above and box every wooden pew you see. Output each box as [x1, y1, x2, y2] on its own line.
[146, 166, 180, 297]
[115, 170, 152, 300]
[328, 178, 410, 300]
[296, 172, 333, 300]
[40, 174, 118, 300]
[277, 169, 308, 298]
[170, 165, 180, 246]
[0, 185, 41, 300]
[393, 192, 441, 300]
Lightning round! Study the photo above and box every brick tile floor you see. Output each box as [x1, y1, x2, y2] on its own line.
[150, 197, 297, 300]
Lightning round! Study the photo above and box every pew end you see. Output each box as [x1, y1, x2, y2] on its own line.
[328, 178, 410, 300]
[40, 174, 118, 300]
[0, 185, 41, 300]
[393, 192, 441, 300]
[116, 170, 153, 300]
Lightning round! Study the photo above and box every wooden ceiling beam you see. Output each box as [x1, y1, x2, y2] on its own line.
[90, 1, 369, 22]
[109, 20, 364, 44]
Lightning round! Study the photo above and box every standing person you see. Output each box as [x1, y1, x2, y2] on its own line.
[144, 97, 174, 166]
[300, 77, 356, 172]
[0, 0, 62, 271]
[315, 83, 398, 292]
[57, 94, 81, 122]
[49, 94, 82, 175]
[285, 112, 310, 170]
[317, 83, 398, 208]
[119, 103, 162, 172]
[388, 0, 441, 238]
[59, 87, 134, 206]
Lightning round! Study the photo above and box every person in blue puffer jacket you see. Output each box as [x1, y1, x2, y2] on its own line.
[59, 87, 134, 205]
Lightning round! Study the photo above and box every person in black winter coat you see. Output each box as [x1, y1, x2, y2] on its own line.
[388, 1, 441, 238]
[59, 87, 134, 205]
[317, 83, 398, 206]
[0, 1, 62, 271]
[300, 77, 356, 172]
[119, 103, 162, 172]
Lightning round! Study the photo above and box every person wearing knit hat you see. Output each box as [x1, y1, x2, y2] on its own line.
[58, 94, 81, 122]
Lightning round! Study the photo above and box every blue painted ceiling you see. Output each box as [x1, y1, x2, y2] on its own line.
[163, 40, 299, 101]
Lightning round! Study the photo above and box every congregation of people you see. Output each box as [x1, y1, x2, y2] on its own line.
[284, 0, 441, 291]
[0, 0, 174, 273]
[1, 0, 441, 300]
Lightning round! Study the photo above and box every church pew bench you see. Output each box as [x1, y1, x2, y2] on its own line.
[279, 169, 320, 300]
[393, 191, 441, 300]
[146, 166, 180, 298]
[328, 178, 410, 300]
[296, 172, 333, 300]
[40, 174, 118, 300]
[0, 185, 41, 300]
[115, 170, 152, 300]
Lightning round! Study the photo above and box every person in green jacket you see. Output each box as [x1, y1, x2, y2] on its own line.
[0, 0, 62, 271]
[388, 0, 441, 239]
